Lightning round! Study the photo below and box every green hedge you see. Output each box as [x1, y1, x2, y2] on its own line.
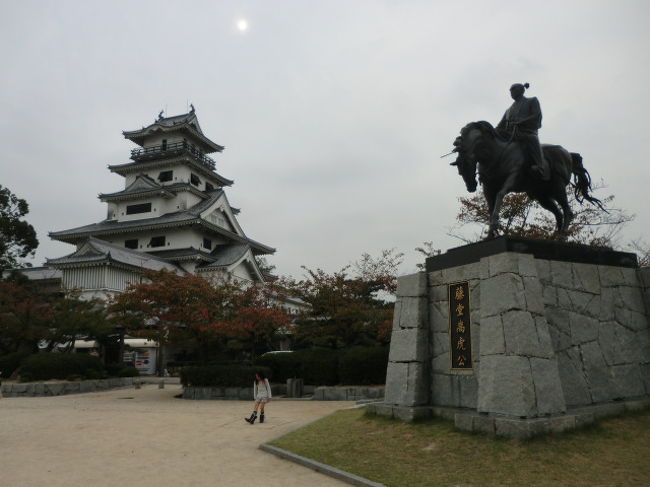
[180, 365, 271, 387]
[183, 346, 389, 387]
[296, 348, 340, 386]
[0, 351, 31, 379]
[117, 366, 140, 377]
[256, 353, 300, 382]
[338, 346, 389, 385]
[257, 348, 340, 385]
[18, 353, 105, 382]
[257, 347, 388, 386]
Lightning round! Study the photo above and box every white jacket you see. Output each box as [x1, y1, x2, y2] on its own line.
[253, 379, 272, 400]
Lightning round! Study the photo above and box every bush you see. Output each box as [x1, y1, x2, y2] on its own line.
[0, 351, 31, 379]
[18, 353, 105, 382]
[180, 364, 271, 387]
[257, 348, 341, 385]
[295, 348, 340, 386]
[256, 353, 300, 382]
[104, 363, 122, 377]
[338, 346, 389, 385]
[117, 367, 140, 377]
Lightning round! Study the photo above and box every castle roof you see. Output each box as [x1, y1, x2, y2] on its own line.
[123, 109, 224, 153]
[98, 176, 209, 202]
[50, 190, 275, 255]
[149, 244, 253, 268]
[47, 237, 184, 273]
[107, 156, 234, 187]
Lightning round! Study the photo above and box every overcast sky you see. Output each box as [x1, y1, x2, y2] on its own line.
[1, 0, 649, 278]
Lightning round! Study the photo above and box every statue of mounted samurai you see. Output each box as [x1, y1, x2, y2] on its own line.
[449, 82, 604, 240]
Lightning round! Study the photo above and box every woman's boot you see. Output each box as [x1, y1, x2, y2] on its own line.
[259, 412, 265, 423]
[245, 412, 257, 424]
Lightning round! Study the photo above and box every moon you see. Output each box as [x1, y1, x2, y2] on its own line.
[236, 19, 248, 32]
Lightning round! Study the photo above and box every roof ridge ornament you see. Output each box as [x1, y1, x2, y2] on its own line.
[190, 103, 195, 114]
[158, 110, 164, 120]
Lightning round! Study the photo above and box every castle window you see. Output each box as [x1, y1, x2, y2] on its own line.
[205, 182, 214, 192]
[125, 239, 138, 249]
[158, 170, 173, 182]
[126, 203, 152, 215]
[203, 238, 212, 250]
[162, 139, 167, 151]
[190, 174, 201, 187]
[149, 236, 166, 248]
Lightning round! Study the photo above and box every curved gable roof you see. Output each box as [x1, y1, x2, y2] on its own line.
[123, 109, 223, 153]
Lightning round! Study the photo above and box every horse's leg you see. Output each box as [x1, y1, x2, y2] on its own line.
[555, 184, 574, 236]
[489, 175, 517, 238]
[536, 195, 564, 237]
[484, 186, 498, 239]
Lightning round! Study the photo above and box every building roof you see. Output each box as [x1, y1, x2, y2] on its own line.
[49, 190, 276, 255]
[2, 266, 63, 281]
[147, 247, 216, 263]
[123, 109, 224, 153]
[47, 237, 183, 273]
[99, 174, 177, 201]
[197, 244, 250, 269]
[107, 157, 234, 187]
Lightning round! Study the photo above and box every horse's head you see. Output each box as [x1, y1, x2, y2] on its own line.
[449, 122, 486, 193]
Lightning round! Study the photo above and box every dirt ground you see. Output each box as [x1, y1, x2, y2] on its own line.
[0, 384, 352, 487]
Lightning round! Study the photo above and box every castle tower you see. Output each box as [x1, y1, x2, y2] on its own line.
[47, 108, 274, 298]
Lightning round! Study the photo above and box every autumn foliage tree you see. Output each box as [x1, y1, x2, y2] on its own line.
[0, 273, 52, 355]
[215, 283, 291, 363]
[0, 273, 110, 357]
[109, 270, 291, 370]
[287, 249, 403, 349]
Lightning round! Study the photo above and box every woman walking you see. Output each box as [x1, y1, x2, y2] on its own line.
[244, 371, 272, 424]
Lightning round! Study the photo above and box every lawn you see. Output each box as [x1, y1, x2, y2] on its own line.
[269, 407, 650, 487]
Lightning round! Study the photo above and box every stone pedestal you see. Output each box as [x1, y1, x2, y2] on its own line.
[370, 236, 650, 439]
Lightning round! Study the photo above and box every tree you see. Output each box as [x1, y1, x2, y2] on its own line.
[449, 185, 633, 247]
[109, 270, 291, 369]
[255, 257, 277, 278]
[0, 185, 39, 273]
[0, 273, 51, 355]
[414, 241, 441, 271]
[109, 270, 229, 373]
[215, 283, 291, 363]
[43, 292, 111, 352]
[288, 249, 403, 349]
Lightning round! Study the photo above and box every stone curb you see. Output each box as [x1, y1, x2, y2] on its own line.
[311, 386, 385, 401]
[259, 444, 386, 487]
[1, 377, 135, 397]
[259, 407, 384, 487]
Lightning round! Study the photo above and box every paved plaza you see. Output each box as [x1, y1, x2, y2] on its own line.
[0, 385, 352, 487]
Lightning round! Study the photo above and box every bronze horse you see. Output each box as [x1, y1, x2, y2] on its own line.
[450, 121, 604, 239]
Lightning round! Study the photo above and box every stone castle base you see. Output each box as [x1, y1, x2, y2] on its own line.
[371, 236, 650, 439]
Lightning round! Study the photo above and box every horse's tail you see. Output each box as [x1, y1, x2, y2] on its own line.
[570, 153, 606, 211]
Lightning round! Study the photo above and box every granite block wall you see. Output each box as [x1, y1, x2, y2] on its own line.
[384, 251, 650, 420]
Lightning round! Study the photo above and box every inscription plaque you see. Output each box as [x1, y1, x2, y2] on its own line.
[448, 281, 473, 370]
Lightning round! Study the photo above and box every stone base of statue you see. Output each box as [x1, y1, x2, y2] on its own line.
[368, 236, 650, 439]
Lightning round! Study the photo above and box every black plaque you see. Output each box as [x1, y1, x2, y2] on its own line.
[448, 281, 473, 370]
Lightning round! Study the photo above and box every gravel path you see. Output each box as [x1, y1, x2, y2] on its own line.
[0, 384, 352, 486]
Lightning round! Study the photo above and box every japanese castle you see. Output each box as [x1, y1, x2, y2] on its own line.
[45, 107, 275, 299]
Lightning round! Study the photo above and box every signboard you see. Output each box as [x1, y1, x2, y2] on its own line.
[448, 281, 473, 370]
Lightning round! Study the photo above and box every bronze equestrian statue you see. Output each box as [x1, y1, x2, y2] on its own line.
[449, 83, 604, 240]
[496, 83, 549, 181]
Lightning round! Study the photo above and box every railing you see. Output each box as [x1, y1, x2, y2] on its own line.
[130, 141, 216, 171]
